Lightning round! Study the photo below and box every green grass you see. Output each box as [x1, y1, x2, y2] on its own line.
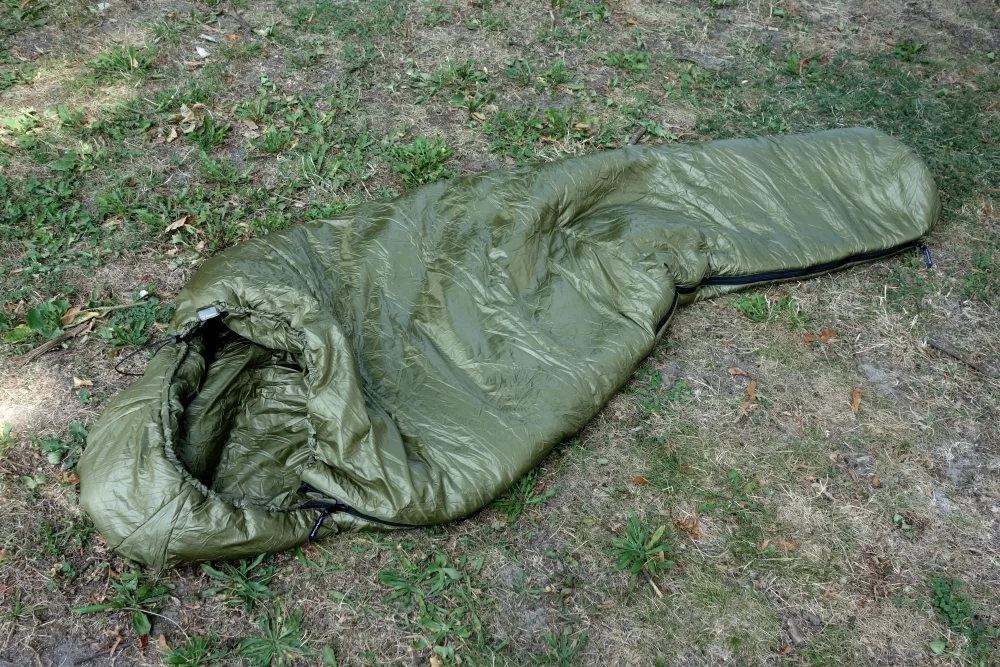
[2, 2, 999, 665]
[201, 554, 278, 612]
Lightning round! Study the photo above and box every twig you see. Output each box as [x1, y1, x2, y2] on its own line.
[20, 320, 93, 365]
[628, 126, 646, 145]
[226, 2, 254, 33]
[926, 339, 999, 379]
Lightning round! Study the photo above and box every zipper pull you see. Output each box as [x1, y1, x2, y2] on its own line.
[921, 243, 934, 269]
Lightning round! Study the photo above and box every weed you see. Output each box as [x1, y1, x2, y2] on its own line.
[735, 294, 769, 322]
[537, 60, 574, 89]
[504, 57, 534, 85]
[386, 135, 453, 188]
[535, 629, 589, 665]
[23, 299, 70, 339]
[162, 633, 230, 666]
[610, 512, 676, 585]
[189, 115, 231, 150]
[929, 577, 997, 662]
[0, 422, 14, 456]
[491, 469, 559, 523]
[96, 293, 174, 348]
[238, 605, 313, 666]
[33, 422, 87, 469]
[600, 49, 649, 73]
[251, 125, 294, 153]
[894, 38, 928, 62]
[72, 570, 172, 636]
[200, 153, 247, 184]
[201, 554, 278, 611]
[699, 470, 766, 522]
[88, 45, 156, 79]
[379, 552, 486, 658]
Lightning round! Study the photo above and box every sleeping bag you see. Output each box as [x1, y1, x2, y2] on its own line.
[78, 128, 939, 569]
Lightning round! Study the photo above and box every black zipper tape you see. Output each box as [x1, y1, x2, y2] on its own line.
[674, 240, 919, 295]
[655, 292, 679, 334]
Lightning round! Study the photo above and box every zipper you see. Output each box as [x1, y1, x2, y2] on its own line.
[655, 292, 679, 334]
[674, 240, 921, 296]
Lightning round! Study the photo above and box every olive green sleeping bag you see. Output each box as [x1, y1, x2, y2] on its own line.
[78, 128, 939, 569]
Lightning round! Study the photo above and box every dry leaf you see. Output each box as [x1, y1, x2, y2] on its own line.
[61, 305, 81, 326]
[819, 327, 837, 343]
[802, 333, 818, 343]
[166, 127, 179, 142]
[632, 476, 648, 486]
[672, 514, 703, 540]
[165, 215, 193, 233]
[0, 548, 8, 563]
[985, 205, 993, 217]
[871, 474, 881, 488]
[850, 387, 862, 415]
[774, 539, 800, 552]
[740, 381, 758, 413]
[471, 111, 485, 122]
[759, 538, 771, 551]
[158, 635, 168, 651]
[195, 46, 211, 59]
[198, 33, 221, 43]
[625, 17, 637, 25]
[139, 633, 149, 651]
[728, 366, 748, 376]
[430, 656, 444, 667]
[224, 33, 241, 42]
[539, 136, 558, 144]
[73, 376, 93, 387]
[183, 60, 205, 68]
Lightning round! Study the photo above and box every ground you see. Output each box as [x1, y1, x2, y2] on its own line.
[1, 0, 999, 665]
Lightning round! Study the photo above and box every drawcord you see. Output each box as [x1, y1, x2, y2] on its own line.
[921, 243, 934, 269]
[308, 506, 335, 542]
[114, 335, 179, 376]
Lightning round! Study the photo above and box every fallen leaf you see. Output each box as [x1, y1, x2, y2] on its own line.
[166, 127, 179, 142]
[165, 215, 193, 233]
[672, 514, 703, 540]
[632, 476, 648, 485]
[985, 205, 993, 217]
[183, 60, 204, 68]
[430, 656, 443, 667]
[625, 17, 637, 25]
[0, 548, 8, 562]
[61, 305, 81, 326]
[198, 33, 221, 43]
[740, 380, 758, 413]
[774, 539, 800, 552]
[224, 33, 241, 42]
[195, 46, 211, 59]
[846, 467, 857, 482]
[471, 111, 485, 122]
[802, 333, 818, 343]
[158, 635, 168, 651]
[138, 633, 148, 652]
[73, 376, 93, 387]
[539, 136, 558, 144]
[759, 538, 771, 551]
[819, 327, 837, 343]
[727, 366, 748, 376]
[850, 387, 862, 415]
[871, 474, 881, 488]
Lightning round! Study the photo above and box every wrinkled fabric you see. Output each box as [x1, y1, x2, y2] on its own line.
[79, 128, 939, 568]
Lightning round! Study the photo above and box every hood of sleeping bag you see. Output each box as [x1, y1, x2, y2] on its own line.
[78, 128, 939, 569]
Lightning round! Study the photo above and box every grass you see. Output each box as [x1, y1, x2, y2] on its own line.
[1, 0, 999, 664]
